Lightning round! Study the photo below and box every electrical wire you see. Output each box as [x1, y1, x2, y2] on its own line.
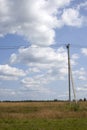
[0, 44, 86, 50]
[0, 45, 29, 49]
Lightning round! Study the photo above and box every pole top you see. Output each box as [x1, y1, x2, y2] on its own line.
[66, 44, 70, 49]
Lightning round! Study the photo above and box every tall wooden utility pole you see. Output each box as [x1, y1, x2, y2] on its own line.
[66, 44, 71, 102]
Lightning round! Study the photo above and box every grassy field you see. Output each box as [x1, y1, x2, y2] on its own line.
[0, 101, 87, 130]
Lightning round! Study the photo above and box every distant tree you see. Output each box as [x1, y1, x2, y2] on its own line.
[79, 99, 83, 102]
[84, 98, 86, 101]
[54, 99, 58, 102]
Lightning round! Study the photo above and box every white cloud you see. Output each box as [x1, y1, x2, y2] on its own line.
[0, 64, 26, 80]
[77, 1, 87, 10]
[0, 0, 87, 100]
[21, 75, 52, 94]
[81, 48, 87, 56]
[0, 0, 70, 46]
[71, 53, 79, 60]
[10, 46, 80, 88]
[0, 88, 16, 96]
[77, 86, 87, 92]
[61, 8, 85, 27]
[0, 88, 27, 101]
[73, 67, 87, 81]
[15, 46, 69, 92]
[10, 46, 68, 69]
[21, 66, 67, 94]
[0, 0, 86, 46]
[22, 75, 47, 88]
[27, 67, 41, 73]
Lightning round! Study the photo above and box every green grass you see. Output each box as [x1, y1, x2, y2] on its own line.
[0, 118, 87, 130]
[0, 101, 87, 130]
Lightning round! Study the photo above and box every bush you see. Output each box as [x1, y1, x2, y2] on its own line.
[66, 103, 80, 112]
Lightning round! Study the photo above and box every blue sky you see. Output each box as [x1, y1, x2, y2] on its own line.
[0, 0, 87, 101]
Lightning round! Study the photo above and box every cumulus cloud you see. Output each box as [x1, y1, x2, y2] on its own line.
[77, 86, 87, 92]
[0, 0, 87, 99]
[77, 1, 87, 10]
[10, 46, 79, 71]
[71, 54, 79, 60]
[76, 87, 87, 100]
[0, 88, 16, 96]
[10, 46, 68, 90]
[81, 48, 87, 56]
[0, 64, 26, 80]
[10, 46, 68, 69]
[21, 75, 53, 94]
[22, 76, 46, 88]
[73, 67, 87, 81]
[61, 8, 85, 27]
[0, 0, 70, 46]
[10, 46, 80, 91]
[21, 68, 66, 93]
[0, 0, 86, 46]
[27, 67, 41, 73]
[0, 88, 27, 100]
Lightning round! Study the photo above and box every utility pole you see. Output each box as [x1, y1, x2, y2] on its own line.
[70, 66, 77, 103]
[66, 44, 71, 102]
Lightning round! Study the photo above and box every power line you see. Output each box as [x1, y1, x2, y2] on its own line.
[0, 44, 86, 50]
[0, 44, 64, 50]
[0, 45, 29, 49]
[70, 44, 87, 48]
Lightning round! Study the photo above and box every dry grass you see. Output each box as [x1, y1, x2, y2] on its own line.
[0, 101, 87, 120]
[0, 101, 87, 130]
